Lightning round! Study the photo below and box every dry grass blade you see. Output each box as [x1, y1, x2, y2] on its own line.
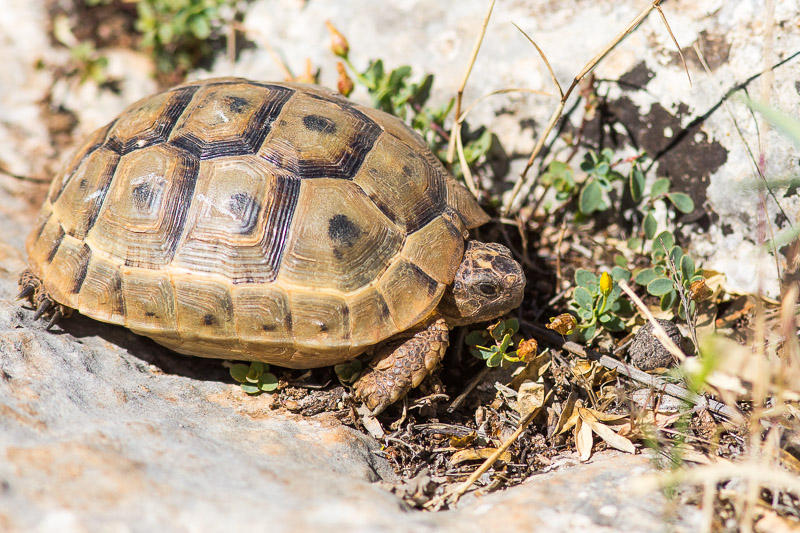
[511, 22, 562, 99]
[503, 0, 671, 215]
[446, 0, 495, 166]
[655, 4, 691, 86]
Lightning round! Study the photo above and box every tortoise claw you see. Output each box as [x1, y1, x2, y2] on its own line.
[45, 307, 63, 331]
[32, 299, 52, 321]
[16, 285, 35, 300]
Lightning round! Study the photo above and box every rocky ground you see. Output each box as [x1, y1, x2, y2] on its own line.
[1, 0, 799, 531]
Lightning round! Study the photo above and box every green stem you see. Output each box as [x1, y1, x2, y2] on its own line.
[343, 56, 375, 90]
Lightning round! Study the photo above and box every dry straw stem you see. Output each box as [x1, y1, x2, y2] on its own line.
[446, 0, 495, 167]
[619, 280, 687, 364]
[502, 0, 689, 215]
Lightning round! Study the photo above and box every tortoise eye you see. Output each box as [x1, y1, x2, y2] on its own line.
[477, 282, 498, 297]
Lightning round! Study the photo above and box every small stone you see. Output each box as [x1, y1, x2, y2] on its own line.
[628, 320, 683, 371]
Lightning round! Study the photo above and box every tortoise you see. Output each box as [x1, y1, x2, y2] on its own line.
[19, 77, 525, 414]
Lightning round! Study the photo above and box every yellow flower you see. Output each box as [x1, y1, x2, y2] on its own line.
[599, 271, 612, 296]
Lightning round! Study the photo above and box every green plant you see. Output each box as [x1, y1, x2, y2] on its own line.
[633, 230, 705, 318]
[52, 13, 110, 85]
[630, 170, 695, 241]
[568, 269, 633, 341]
[577, 148, 627, 216]
[466, 318, 530, 367]
[135, 0, 237, 73]
[334, 360, 363, 385]
[229, 362, 278, 395]
[540, 160, 576, 209]
[326, 22, 493, 181]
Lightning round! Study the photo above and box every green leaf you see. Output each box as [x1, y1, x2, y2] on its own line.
[614, 255, 628, 268]
[505, 318, 520, 334]
[634, 268, 658, 286]
[490, 321, 506, 341]
[611, 266, 631, 282]
[627, 237, 643, 250]
[246, 362, 265, 383]
[240, 384, 260, 395]
[669, 245, 684, 267]
[599, 314, 625, 332]
[465, 330, 486, 346]
[667, 192, 695, 213]
[577, 307, 593, 321]
[660, 290, 678, 311]
[630, 164, 645, 202]
[258, 373, 279, 392]
[188, 14, 211, 39]
[579, 324, 597, 342]
[486, 350, 504, 367]
[681, 255, 695, 279]
[654, 265, 666, 276]
[575, 268, 598, 288]
[230, 364, 250, 383]
[643, 212, 657, 240]
[647, 277, 676, 296]
[650, 177, 671, 197]
[612, 298, 634, 315]
[573, 286, 594, 309]
[652, 230, 675, 252]
[579, 180, 605, 214]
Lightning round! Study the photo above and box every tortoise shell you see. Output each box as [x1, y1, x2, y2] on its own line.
[25, 78, 489, 367]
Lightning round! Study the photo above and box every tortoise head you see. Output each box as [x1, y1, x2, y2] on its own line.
[438, 241, 525, 326]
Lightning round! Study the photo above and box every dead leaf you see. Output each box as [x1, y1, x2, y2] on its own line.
[450, 431, 477, 448]
[510, 351, 551, 390]
[451, 448, 512, 465]
[516, 381, 545, 418]
[575, 416, 593, 461]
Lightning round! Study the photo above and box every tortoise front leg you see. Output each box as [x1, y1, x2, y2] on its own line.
[354, 317, 449, 416]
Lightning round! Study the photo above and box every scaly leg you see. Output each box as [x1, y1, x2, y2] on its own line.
[354, 317, 449, 415]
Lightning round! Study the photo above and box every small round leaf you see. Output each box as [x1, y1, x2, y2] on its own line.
[573, 286, 594, 309]
[643, 212, 657, 240]
[579, 181, 605, 214]
[575, 268, 598, 288]
[634, 268, 658, 286]
[258, 373, 279, 392]
[230, 364, 250, 383]
[667, 192, 695, 213]
[647, 277, 676, 296]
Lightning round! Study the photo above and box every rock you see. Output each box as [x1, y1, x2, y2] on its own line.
[629, 320, 684, 371]
[450, 451, 702, 533]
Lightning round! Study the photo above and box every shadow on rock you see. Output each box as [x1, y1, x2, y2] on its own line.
[44, 310, 233, 383]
